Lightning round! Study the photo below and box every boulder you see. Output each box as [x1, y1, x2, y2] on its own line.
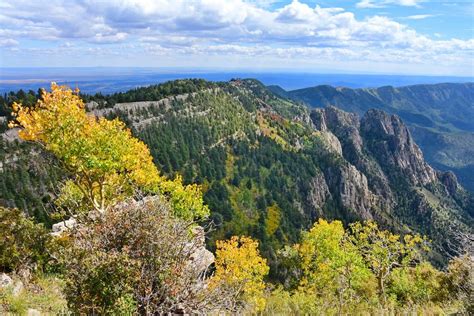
[0, 273, 23, 297]
[187, 226, 215, 274]
[12, 279, 24, 296]
[0, 273, 13, 288]
[51, 217, 77, 236]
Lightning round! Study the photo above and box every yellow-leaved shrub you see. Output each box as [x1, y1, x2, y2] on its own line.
[212, 236, 269, 312]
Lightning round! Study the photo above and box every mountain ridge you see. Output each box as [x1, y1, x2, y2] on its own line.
[0, 78, 472, 268]
[269, 82, 474, 191]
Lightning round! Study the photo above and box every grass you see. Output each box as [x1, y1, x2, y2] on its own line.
[0, 274, 68, 315]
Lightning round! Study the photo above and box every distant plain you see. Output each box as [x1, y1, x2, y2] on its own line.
[1, 67, 473, 94]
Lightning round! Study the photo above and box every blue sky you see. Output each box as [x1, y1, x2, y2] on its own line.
[0, 0, 473, 76]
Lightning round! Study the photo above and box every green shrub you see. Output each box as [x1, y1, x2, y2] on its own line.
[0, 207, 51, 273]
[438, 255, 474, 314]
[388, 262, 441, 306]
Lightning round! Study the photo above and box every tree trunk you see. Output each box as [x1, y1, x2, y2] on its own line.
[378, 272, 386, 305]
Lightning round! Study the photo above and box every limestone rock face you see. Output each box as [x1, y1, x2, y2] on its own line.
[361, 109, 437, 186]
[324, 164, 376, 221]
[308, 106, 473, 261]
[307, 173, 331, 216]
[312, 107, 359, 156]
[319, 131, 343, 156]
[318, 106, 363, 154]
[439, 170, 460, 196]
[310, 107, 390, 220]
[314, 107, 393, 201]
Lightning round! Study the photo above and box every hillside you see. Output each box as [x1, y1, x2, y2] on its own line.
[0, 79, 473, 269]
[268, 83, 474, 191]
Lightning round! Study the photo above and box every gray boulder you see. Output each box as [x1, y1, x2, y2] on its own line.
[51, 217, 76, 236]
[0, 273, 13, 288]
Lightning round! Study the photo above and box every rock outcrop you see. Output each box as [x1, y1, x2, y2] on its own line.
[361, 109, 437, 186]
[438, 170, 460, 196]
[188, 226, 215, 274]
[0, 273, 24, 297]
[323, 164, 376, 221]
[308, 106, 473, 261]
[0, 273, 13, 289]
[313, 107, 394, 201]
[307, 173, 331, 217]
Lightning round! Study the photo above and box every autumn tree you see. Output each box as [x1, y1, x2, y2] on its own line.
[297, 219, 375, 313]
[9, 83, 208, 220]
[211, 236, 269, 313]
[349, 221, 427, 304]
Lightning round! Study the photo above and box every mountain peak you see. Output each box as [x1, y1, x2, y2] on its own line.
[361, 109, 437, 186]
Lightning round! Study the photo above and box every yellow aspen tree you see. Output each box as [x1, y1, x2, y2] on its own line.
[212, 236, 269, 313]
[349, 221, 428, 305]
[10, 83, 208, 219]
[298, 219, 374, 312]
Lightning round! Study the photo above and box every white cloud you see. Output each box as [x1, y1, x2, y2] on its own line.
[0, 0, 471, 74]
[92, 32, 128, 44]
[395, 0, 423, 6]
[356, 0, 384, 8]
[357, 0, 424, 8]
[405, 14, 435, 20]
[0, 38, 18, 47]
[0, 0, 452, 49]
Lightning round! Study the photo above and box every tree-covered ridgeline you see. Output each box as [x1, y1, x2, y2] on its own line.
[0, 82, 472, 314]
[1, 79, 472, 267]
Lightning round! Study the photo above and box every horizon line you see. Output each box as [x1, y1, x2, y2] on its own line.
[1, 67, 473, 79]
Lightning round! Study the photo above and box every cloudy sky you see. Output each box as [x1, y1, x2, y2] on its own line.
[0, 0, 473, 76]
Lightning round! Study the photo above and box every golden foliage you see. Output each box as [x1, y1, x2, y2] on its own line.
[349, 220, 427, 303]
[10, 83, 208, 219]
[297, 219, 375, 310]
[212, 236, 269, 312]
[265, 204, 281, 236]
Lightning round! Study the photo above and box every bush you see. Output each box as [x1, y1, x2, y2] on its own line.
[0, 207, 51, 274]
[59, 196, 217, 314]
[438, 255, 474, 314]
[387, 262, 441, 306]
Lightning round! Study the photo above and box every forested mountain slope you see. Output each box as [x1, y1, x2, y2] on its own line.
[0, 79, 472, 269]
[268, 83, 474, 191]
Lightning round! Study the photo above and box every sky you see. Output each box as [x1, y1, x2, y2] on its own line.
[0, 0, 473, 76]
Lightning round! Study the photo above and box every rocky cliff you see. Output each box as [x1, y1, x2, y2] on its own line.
[270, 82, 474, 192]
[309, 106, 473, 261]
